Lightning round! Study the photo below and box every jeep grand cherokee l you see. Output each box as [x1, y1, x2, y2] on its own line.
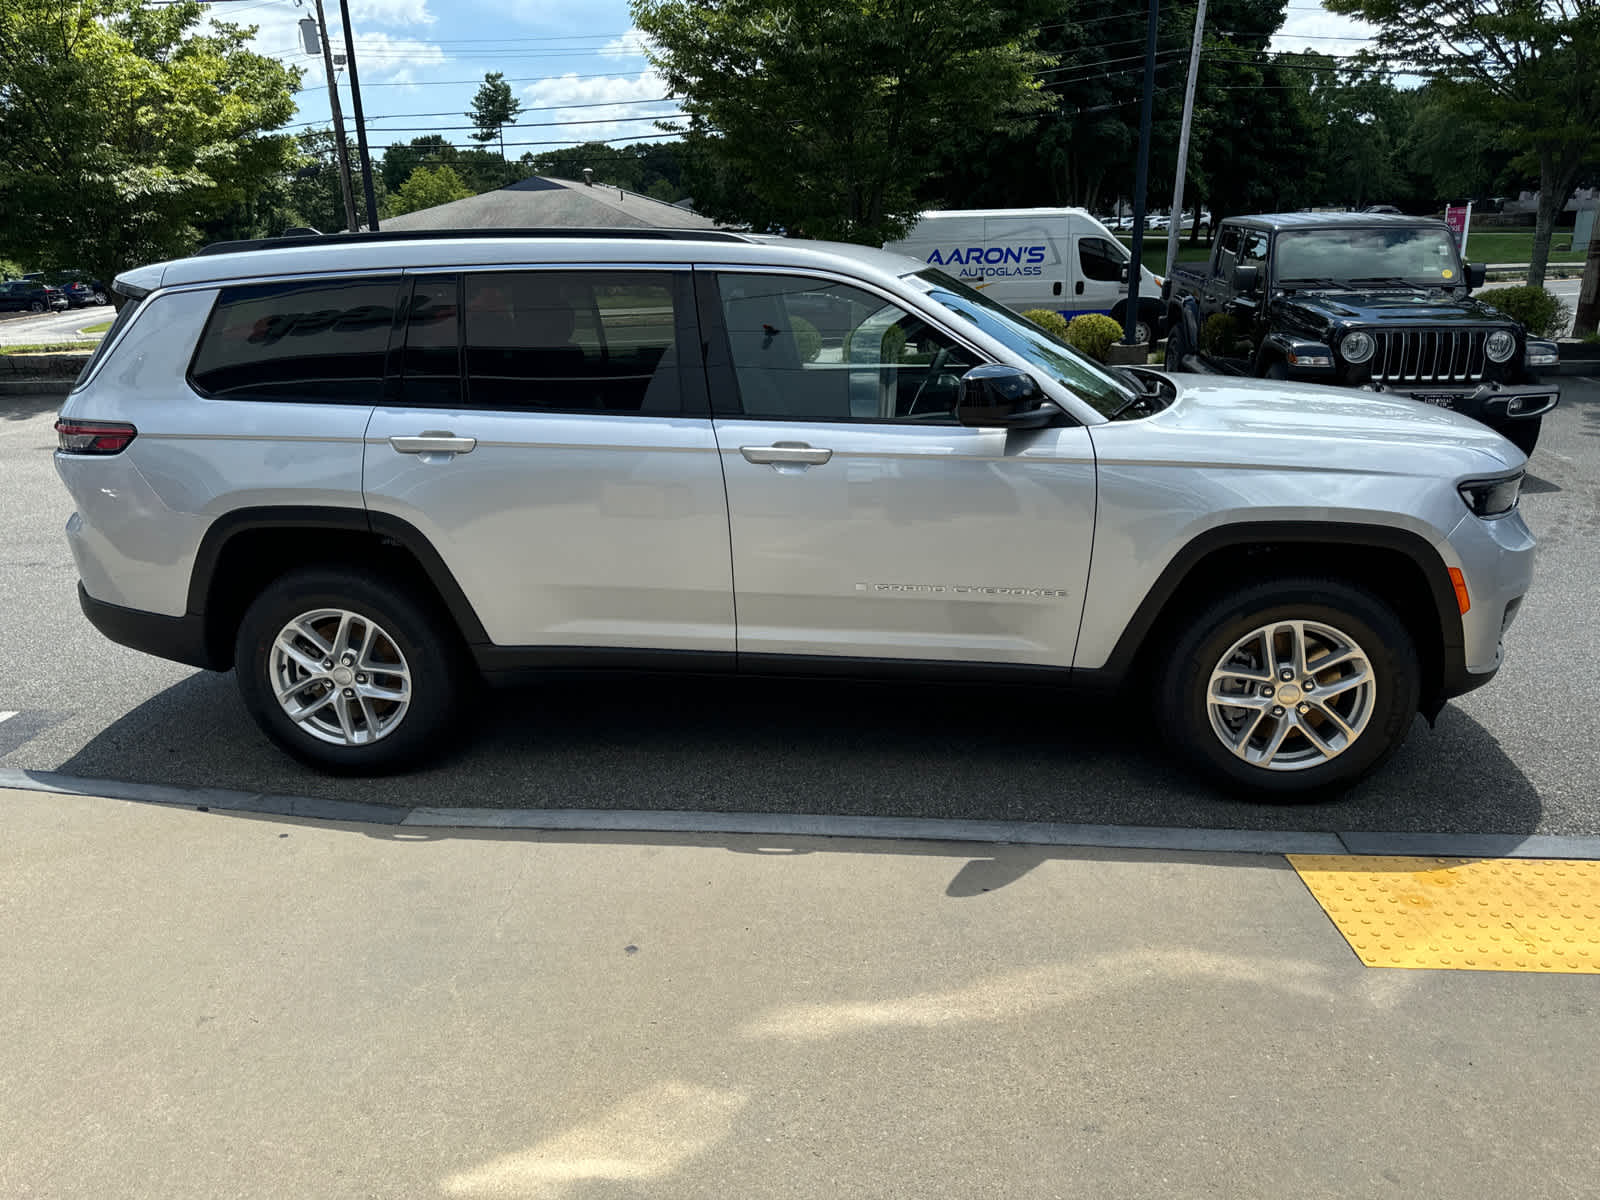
[54, 229, 1535, 798]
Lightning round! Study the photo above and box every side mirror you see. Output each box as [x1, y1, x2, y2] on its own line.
[956, 365, 1057, 429]
[1234, 264, 1261, 294]
[1464, 262, 1486, 290]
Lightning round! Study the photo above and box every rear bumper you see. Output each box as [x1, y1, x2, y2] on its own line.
[78, 583, 222, 671]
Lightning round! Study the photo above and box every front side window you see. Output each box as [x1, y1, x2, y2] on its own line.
[908, 268, 1135, 419]
[1078, 237, 1127, 283]
[714, 273, 977, 422]
[463, 271, 683, 413]
[189, 277, 400, 403]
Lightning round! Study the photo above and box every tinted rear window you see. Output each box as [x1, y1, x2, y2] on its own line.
[189, 277, 400, 402]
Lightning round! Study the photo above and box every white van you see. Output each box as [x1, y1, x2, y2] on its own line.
[885, 207, 1165, 343]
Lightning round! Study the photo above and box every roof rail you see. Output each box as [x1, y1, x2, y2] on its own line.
[196, 227, 751, 257]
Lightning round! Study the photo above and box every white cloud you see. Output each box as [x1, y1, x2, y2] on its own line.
[518, 67, 682, 147]
[350, 0, 436, 26]
[1269, 8, 1379, 55]
[599, 28, 650, 59]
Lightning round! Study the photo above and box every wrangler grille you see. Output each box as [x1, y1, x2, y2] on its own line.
[1371, 329, 1487, 384]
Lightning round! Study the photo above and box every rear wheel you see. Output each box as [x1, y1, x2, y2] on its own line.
[1159, 577, 1420, 800]
[28, 300, 43, 314]
[234, 567, 469, 774]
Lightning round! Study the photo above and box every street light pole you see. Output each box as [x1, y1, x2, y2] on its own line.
[1165, 0, 1207, 282]
[307, 0, 357, 233]
[336, 0, 380, 231]
[1123, 0, 1160, 347]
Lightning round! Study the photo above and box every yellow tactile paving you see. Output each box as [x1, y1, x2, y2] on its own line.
[1288, 855, 1600, 973]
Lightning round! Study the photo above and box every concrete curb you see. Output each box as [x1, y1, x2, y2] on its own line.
[4, 767, 1599, 860]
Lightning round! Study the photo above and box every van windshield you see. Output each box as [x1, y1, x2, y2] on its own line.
[905, 268, 1136, 416]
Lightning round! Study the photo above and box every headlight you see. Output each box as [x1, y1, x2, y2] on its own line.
[1485, 330, 1516, 362]
[1524, 339, 1559, 368]
[1340, 330, 1375, 363]
[1458, 472, 1523, 518]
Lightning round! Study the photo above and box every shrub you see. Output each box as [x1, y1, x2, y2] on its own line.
[1064, 313, 1124, 362]
[1200, 312, 1245, 356]
[1476, 285, 1572, 338]
[1021, 309, 1070, 340]
[790, 316, 821, 363]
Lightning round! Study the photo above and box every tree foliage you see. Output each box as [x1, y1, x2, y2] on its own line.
[465, 71, 524, 156]
[383, 164, 473, 217]
[0, 0, 300, 283]
[1326, 0, 1600, 289]
[632, 0, 1058, 243]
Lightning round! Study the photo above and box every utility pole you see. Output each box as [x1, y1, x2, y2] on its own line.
[1165, 0, 1206, 282]
[336, 0, 380, 231]
[305, 0, 358, 233]
[1122, 0, 1160, 348]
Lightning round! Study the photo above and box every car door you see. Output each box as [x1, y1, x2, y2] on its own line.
[362, 268, 735, 659]
[701, 268, 1096, 668]
[1201, 223, 1243, 324]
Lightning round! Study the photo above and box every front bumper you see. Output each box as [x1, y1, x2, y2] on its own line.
[1372, 379, 1560, 427]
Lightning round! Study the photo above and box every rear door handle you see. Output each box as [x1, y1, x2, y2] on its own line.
[389, 431, 477, 455]
[740, 442, 832, 466]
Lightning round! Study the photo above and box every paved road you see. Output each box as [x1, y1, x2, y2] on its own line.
[4, 784, 1597, 1200]
[0, 307, 107, 346]
[3, 380, 1599, 834]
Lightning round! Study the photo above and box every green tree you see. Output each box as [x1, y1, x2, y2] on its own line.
[466, 71, 524, 160]
[381, 135, 456, 195]
[632, 0, 1057, 243]
[383, 165, 473, 217]
[0, 0, 300, 288]
[1326, 0, 1600, 290]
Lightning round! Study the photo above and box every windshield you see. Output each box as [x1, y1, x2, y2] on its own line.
[905, 268, 1136, 417]
[1275, 226, 1463, 288]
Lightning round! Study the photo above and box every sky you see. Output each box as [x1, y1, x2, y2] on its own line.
[205, 0, 1376, 163]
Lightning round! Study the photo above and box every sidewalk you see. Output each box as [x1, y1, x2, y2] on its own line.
[4, 782, 1597, 1199]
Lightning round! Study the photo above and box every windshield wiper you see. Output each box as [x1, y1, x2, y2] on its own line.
[1104, 369, 1169, 420]
[1279, 278, 1354, 290]
[1347, 276, 1428, 288]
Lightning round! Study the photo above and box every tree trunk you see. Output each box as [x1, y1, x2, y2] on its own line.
[1530, 150, 1580, 291]
[1575, 205, 1600, 337]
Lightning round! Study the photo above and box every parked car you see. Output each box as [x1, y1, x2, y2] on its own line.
[1162, 212, 1559, 454]
[27, 271, 110, 307]
[55, 228, 1534, 799]
[0, 279, 68, 313]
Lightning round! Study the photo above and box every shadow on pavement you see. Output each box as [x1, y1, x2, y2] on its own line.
[0, 394, 66, 421]
[56, 666, 1544, 839]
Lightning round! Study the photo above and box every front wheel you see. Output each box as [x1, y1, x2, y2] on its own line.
[1159, 578, 1420, 800]
[28, 300, 43, 313]
[234, 568, 470, 774]
[1164, 320, 1189, 372]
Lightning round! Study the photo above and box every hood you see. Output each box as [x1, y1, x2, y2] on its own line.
[1131, 375, 1520, 470]
[1279, 289, 1512, 327]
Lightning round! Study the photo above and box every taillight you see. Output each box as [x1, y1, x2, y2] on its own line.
[55, 418, 137, 455]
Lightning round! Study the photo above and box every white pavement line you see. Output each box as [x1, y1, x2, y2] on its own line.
[0, 712, 16, 723]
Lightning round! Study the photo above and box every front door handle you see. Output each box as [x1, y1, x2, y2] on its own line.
[390, 431, 477, 455]
[1075, 280, 1085, 295]
[740, 442, 832, 466]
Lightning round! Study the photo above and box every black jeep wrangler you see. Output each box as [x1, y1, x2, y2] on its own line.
[1162, 212, 1561, 454]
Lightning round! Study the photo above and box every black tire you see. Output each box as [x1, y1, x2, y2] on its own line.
[1260, 358, 1288, 381]
[1158, 577, 1420, 801]
[1164, 319, 1189, 372]
[1502, 418, 1540, 457]
[28, 300, 43, 314]
[92, 291, 108, 305]
[234, 567, 470, 774]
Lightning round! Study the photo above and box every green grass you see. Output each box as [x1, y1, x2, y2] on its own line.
[0, 342, 94, 355]
[80, 320, 112, 334]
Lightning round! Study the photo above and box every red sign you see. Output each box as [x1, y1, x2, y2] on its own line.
[1445, 203, 1472, 256]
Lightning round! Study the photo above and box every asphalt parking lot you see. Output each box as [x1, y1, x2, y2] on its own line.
[3, 378, 1598, 835]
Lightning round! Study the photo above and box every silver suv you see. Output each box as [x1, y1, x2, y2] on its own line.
[54, 229, 1535, 798]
